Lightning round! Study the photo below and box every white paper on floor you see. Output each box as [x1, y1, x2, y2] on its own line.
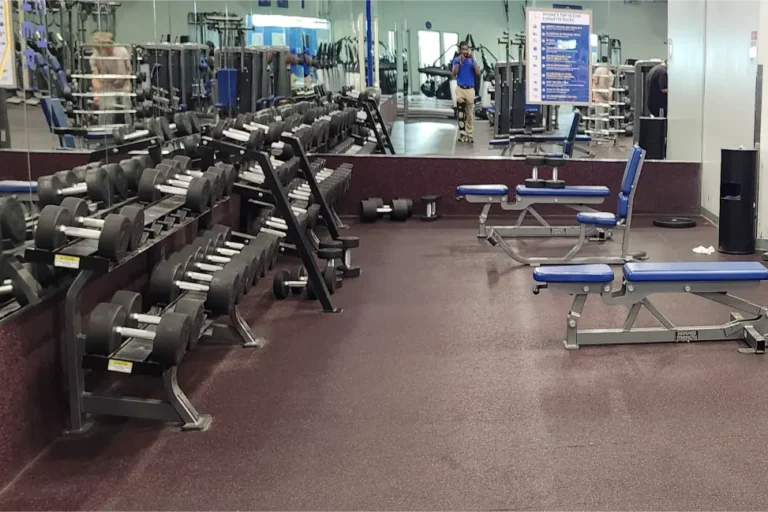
[692, 245, 716, 255]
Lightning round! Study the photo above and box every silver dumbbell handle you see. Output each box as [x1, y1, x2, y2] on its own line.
[168, 178, 191, 189]
[284, 280, 307, 287]
[115, 325, 155, 341]
[186, 170, 203, 179]
[265, 219, 287, 231]
[224, 240, 245, 250]
[176, 280, 210, 293]
[59, 182, 88, 196]
[156, 183, 189, 196]
[240, 122, 268, 133]
[194, 261, 223, 272]
[223, 129, 250, 143]
[124, 129, 150, 142]
[175, 174, 194, 182]
[186, 271, 213, 283]
[132, 312, 161, 325]
[57, 224, 103, 241]
[213, 247, 239, 257]
[206, 254, 231, 264]
[0, 283, 12, 295]
[77, 216, 105, 229]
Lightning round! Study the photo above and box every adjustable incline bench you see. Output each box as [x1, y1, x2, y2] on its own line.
[533, 261, 768, 354]
[458, 146, 647, 266]
[489, 111, 594, 157]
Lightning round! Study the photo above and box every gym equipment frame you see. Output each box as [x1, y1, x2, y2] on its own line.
[339, 93, 396, 155]
[532, 262, 768, 354]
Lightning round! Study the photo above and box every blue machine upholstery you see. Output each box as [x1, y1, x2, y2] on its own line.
[456, 184, 509, 196]
[40, 97, 76, 149]
[489, 135, 592, 146]
[533, 264, 615, 283]
[0, 181, 37, 193]
[576, 212, 618, 227]
[623, 262, 768, 282]
[516, 185, 610, 197]
[615, 146, 644, 221]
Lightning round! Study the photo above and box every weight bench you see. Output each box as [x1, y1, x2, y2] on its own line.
[489, 111, 594, 158]
[457, 157, 611, 239]
[471, 146, 646, 266]
[533, 261, 768, 354]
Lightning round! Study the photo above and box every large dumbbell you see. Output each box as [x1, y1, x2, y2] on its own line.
[59, 197, 144, 251]
[84, 301, 190, 367]
[137, 168, 211, 213]
[38, 167, 111, 208]
[0, 273, 40, 307]
[112, 118, 164, 146]
[273, 248, 340, 300]
[211, 119, 265, 150]
[110, 290, 205, 351]
[148, 261, 242, 315]
[233, 114, 284, 145]
[171, 240, 256, 297]
[34, 205, 132, 261]
[189, 233, 266, 285]
[117, 154, 154, 193]
[156, 159, 224, 202]
[359, 198, 411, 222]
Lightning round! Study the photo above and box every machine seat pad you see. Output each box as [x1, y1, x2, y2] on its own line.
[456, 184, 509, 196]
[516, 185, 610, 197]
[533, 264, 614, 284]
[576, 212, 617, 227]
[623, 262, 768, 282]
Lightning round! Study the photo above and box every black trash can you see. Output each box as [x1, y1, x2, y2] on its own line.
[719, 147, 757, 255]
[638, 117, 666, 159]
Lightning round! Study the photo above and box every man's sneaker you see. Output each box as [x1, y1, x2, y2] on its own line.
[458, 134, 467, 142]
[467, 137, 475, 144]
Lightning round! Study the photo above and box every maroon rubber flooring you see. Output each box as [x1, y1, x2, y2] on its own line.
[2, 217, 768, 511]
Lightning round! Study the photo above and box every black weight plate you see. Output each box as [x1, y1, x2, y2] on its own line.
[174, 296, 205, 350]
[248, 129, 266, 150]
[215, 163, 236, 195]
[188, 112, 201, 133]
[544, 179, 566, 189]
[148, 261, 183, 305]
[234, 113, 247, 131]
[146, 118, 164, 141]
[183, 135, 200, 156]
[102, 163, 129, 199]
[323, 264, 336, 294]
[98, 214, 131, 261]
[206, 268, 241, 314]
[311, 123, 323, 147]
[84, 302, 126, 356]
[210, 224, 232, 240]
[118, 204, 145, 251]
[59, 197, 90, 219]
[71, 165, 90, 182]
[390, 199, 409, 221]
[133, 154, 153, 171]
[85, 167, 110, 204]
[202, 170, 224, 200]
[167, 249, 194, 276]
[653, 217, 697, 229]
[524, 178, 546, 188]
[0, 196, 27, 244]
[190, 237, 213, 257]
[273, 269, 290, 300]
[185, 177, 212, 213]
[211, 120, 226, 139]
[359, 199, 378, 223]
[267, 121, 284, 144]
[119, 158, 144, 192]
[110, 290, 143, 328]
[173, 155, 192, 171]
[200, 230, 224, 249]
[37, 175, 64, 207]
[137, 169, 164, 203]
[158, 117, 173, 141]
[151, 312, 190, 366]
[54, 170, 78, 187]
[34, 205, 70, 250]
[303, 109, 317, 125]
[174, 112, 193, 136]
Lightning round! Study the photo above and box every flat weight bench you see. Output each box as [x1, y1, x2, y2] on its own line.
[533, 261, 768, 354]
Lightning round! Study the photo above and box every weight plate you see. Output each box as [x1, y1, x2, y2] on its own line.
[59, 197, 90, 219]
[137, 168, 164, 204]
[174, 112, 193, 136]
[158, 117, 173, 141]
[544, 179, 566, 189]
[110, 290, 143, 328]
[119, 158, 144, 192]
[200, 230, 224, 249]
[524, 178, 546, 188]
[146, 118, 164, 142]
[98, 214, 131, 261]
[34, 205, 70, 250]
[0, 197, 27, 244]
[206, 267, 241, 314]
[185, 177, 212, 213]
[173, 155, 192, 171]
[101, 163, 129, 200]
[37, 175, 64, 208]
[323, 265, 336, 295]
[55, 170, 78, 187]
[85, 167, 110, 204]
[118, 205, 145, 251]
[210, 224, 232, 240]
[173, 297, 205, 350]
[148, 261, 183, 306]
[84, 302, 126, 356]
[359, 199, 378, 223]
[653, 217, 697, 229]
[151, 312, 190, 366]
[273, 270, 290, 300]
[71, 165, 90, 182]
[188, 112, 202, 133]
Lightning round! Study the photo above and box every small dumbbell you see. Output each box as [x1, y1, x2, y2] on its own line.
[148, 260, 242, 315]
[59, 197, 145, 250]
[37, 167, 111, 208]
[273, 256, 338, 301]
[137, 168, 212, 213]
[173, 241, 257, 296]
[84, 301, 190, 367]
[112, 118, 164, 145]
[34, 205, 133, 261]
[359, 198, 410, 222]
[109, 290, 205, 351]
[211, 120, 265, 150]
[336, 236, 360, 278]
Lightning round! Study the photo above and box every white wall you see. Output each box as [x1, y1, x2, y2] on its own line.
[700, 0, 759, 217]
[666, 0, 705, 162]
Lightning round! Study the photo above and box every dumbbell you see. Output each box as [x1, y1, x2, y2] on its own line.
[187, 234, 261, 292]
[359, 198, 411, 222]
[0, 273, 40, 307]
[233, 114, 284, 145]
[71, 162, 103, 182]
[273, 247, 340, 300]
[211, 120, 265, 150]
[117, 155, 154, 193]
[335, 236, 360, 278]
[59, 197, 144, 251]
[84, 301, 190, 367]
[34, 205, 132, 261]
[157, 160, 225, 202]
[544, 157, 566, 189]
[38, 167, 112, 208]
[148, 260, 242, 315]
[137, 168, 212, 213]
[524, 155, 547, 188]
[167, 244, 250, 300]
[112, 118, 164, 145]
[110, 290, 205, 351]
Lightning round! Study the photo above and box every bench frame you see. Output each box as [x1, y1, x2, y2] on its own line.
[485, 148, 646, 266]
[542, 280, 767, 354]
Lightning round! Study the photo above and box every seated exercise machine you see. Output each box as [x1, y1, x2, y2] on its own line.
[489, 111, 593, 158]
[532, 261, 768, 354]
[457, 146, 647, 266]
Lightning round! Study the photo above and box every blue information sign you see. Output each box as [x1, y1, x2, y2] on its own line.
[526, 7, 592, 106]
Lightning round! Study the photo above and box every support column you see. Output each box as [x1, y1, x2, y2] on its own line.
[366, 0, 373, 87]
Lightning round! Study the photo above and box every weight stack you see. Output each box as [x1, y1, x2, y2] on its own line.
[719, 147, 757, 255]
[638, 117, 666, 159]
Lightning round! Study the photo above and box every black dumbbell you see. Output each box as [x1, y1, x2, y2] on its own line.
[335, 236, 360, 278]
[34, 205, 132, 261]
[233, 114, 284, 145]
[137, 168, 212, 213]
[273, 259, 337, 300]
[359, 198, 410, 222]
[84, 301, 190, 367]
[110, 290, 205, 351]
[148, 261, 242, 315]
[112, 118, 164, 145]
[38, 167, 111, 208]
[59, 197, 145, 251]
[524, 155, 547, 188]
[211, 119, 265, 150]
[156, 159, 224, 202]
[171, 241, 257, 297]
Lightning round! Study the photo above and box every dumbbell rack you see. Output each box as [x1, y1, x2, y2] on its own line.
[339, 96, 396, 155]
[49, 127, 164, 163]
[200, 135, 342, 313]
[584, 65, 627, 146]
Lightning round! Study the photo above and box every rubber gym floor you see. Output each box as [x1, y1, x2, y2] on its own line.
[1, 217, 767, 511]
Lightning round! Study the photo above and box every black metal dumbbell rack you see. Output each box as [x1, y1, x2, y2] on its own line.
[200, 134, 342, 314]
[339, 95, 396, 155]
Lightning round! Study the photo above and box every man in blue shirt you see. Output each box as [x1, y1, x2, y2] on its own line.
[289, 46, 313, 89]
[452, 41, 480, 143]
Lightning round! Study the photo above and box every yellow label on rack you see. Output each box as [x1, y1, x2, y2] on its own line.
[53, 254, 80, 269]
[107, 359, 133, 374]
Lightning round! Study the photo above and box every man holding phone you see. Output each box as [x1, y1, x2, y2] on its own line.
[452, 41, 481, 143]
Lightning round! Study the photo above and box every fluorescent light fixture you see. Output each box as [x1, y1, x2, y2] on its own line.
[249, 14, 330, 30]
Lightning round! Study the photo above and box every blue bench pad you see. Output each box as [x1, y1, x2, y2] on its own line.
[534, 264, 614, 284]
[490, 135, 592, 145]
[516, 185, 610, 197]
[576, 212, 617, 227]
[0, 181, 37, 193]
[456, 184, 509, 196]
[623, 262, 768, 282]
